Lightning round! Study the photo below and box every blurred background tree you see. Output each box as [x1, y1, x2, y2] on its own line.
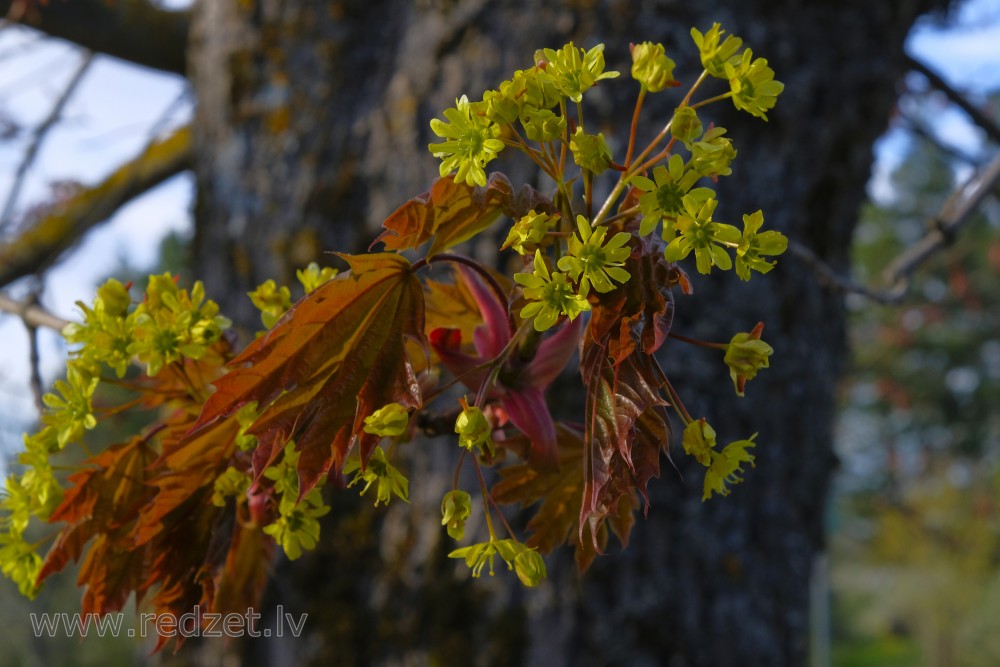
[5, 1, 1000, 667]
[832, 80, 1000, 667]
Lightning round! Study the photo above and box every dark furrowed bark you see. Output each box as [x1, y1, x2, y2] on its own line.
[186, 1, 949, 665]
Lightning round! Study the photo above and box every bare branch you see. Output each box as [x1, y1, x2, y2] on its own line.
[0, 291, 69, 330]
[791, 150, 1000, 304]
[786, 240, 899, 305]
[27, 324, 42, 413]
[905, 54, 1000, 145]
[0, 125, 193, 289]
[0, 0, 189, 75]
[902, 113, 985, 167]
[881, 150, 1000, 294]
[0, 50, 94, 230]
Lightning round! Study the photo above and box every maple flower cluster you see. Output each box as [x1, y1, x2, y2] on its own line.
[423, 23, 789, 574]
[1, 24, 793, 602]
[1, 274, 230, 597]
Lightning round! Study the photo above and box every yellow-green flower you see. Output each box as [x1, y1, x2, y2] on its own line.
[690, 23, 743, 78]
[40, 362, 98, 449]
[344, 446, 409, 507]
[535, 42, 619, 103]
[496, 67, 562, 119]
[18, 433, 62, 517]
[482, 88, 520, 125]
[522, 108, 566, 142]
[725, 49, 784, 121]
[671, 106, 703, 146]
[428, 95, 505, 187]
[129, 275, 230, 376]
[570, 127, 612, 174]
[296, 262, 338, 294]
[262, 487, 330, 560]
[449, 538, 542, 583]
[663, 194, 741, 274]
[62, 278, 136, 378]
[724, 322, 773, 396]
[235, 402, 260, 451]
[262, 442, 302, 515]
[502, 210, 559, 255]
[735, 210, 788, 281]
[557, 215, 631, 296]
[690, 127, 736, 178]
[212, 466, 251, 507]
[363, 403, 410, 438]
[454, 397, 494, 456]
[0, 529, 43, 598]
[515, 250, 591, 331]
[630, 155, 705, 235]
[630, 41, 678, 92]
[682, 418, 717, 467]
[703, 436, 757, 500]
[441, 489, 473, 541]
[249, 279, 292, 329]
[513, 547, 547, 587]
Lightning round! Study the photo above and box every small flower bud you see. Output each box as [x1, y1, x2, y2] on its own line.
[513, 548, 547, 587]
[670, 106, 703, 145]
[630, 42, 678, 92]
[724, 322, 773, 396]
[455, 397, 494, 456]
[440, 489, 473, 541]
[363, 402, 410, 437]
[95, 278, 132, 317]
[570, 127, 612, 174]
[682, 418, 717, 466]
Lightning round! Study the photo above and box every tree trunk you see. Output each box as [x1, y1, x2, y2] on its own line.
[186, 1, 948, 665]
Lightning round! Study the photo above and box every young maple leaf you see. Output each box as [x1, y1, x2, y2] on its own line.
[429, 265, 581, 467]
[187, 253, 425, 495]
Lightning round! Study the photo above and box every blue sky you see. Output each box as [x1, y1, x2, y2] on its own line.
[1, 3, 1000, 466]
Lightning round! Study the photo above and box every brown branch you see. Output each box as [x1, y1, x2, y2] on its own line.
[902, 113, 985, 167]
[0, 0, 189, 75]
[906, 54, 1000, 145]
[0, 125, 193, 289]
[0, 291, 69, 331]
[880, 150, 1000, 296]
[0, 50, 93, 230]
[786, 240, 899, 305]
[791, 150, 1000, 304]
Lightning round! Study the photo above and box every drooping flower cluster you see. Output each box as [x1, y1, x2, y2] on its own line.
[1, 274, 231, 597]
[683, 420, 758, 500]
[262, 443, 332, 560]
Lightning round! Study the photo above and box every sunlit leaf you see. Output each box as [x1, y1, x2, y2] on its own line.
[189, 253, 425, 494]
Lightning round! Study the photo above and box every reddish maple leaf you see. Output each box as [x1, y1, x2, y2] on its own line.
[374, 173, 556, 257]
[38, 434, 158, 613]
[577, 239, 679, 545]
[430, 264, 581, 467]
[188, 253, 425, 493]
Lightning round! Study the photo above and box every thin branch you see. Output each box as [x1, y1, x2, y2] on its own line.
[0, 0, 189, 75]
[905, 54, 1000, 145]
[0, 291, 69, 331]
[790, 150, 1000, 304]
[24, 287, 44, 415]
[0, 50, 93, 230]
[0, 124, 193, 289]
[880, 150, 1000, 295]
[786, 240, 899, 305]
[902, 113, 986, 167]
